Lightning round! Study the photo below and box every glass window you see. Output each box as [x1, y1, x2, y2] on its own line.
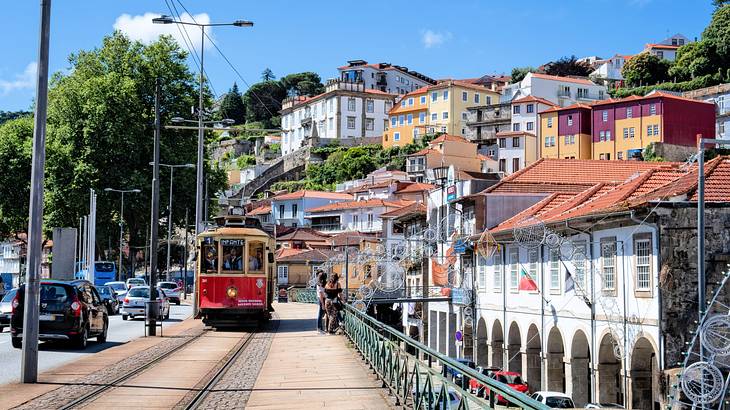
[549, 248, 560, 290]
[635, 238, 651, 290]
[627, 107, 633, 118]
[513, 137, 520, 147]
[366, 99, 374, 113]
[248, 241, 264, 272]
[431, 113, 437, 121]
[547, 117, 553, 128]
[40, 284, 69, 303]
[442, 112, 448, 119]
[601, 239, 617, 291]
[391, 117, 397, 127]
[419, 112, 426, 123]
[420, 96, 426, 104]
[462, 91, 468, 101]
[528, 249, 538, 287]
[408, 97, 414, 106]
[493, 252, 503, 290]
[509, 247, 519, 289]
[526, 104, 534, 113]
[202, 238, 219, 273]
[650, 103, 656, 115]
[407, 114, 413, 124]
[347, 98, 356, 111]
[602, 111, 608, 122]
[366, 118, 374, 131]
[443, 90, 449, 100]
[347, 116, 356, 129]
[474, 93, 480, 103]
[527, 122, 534, 131]
[221, 239, 245, 271]
[567, 115, 573, 126]
[431, 92, 438, 102]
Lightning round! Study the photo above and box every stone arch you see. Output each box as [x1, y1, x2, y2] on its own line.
[598, 332, 624, 405]
[570, 330, 591, 407]
[631, 336, 659, 410]
[547, 326, 566, 392]
[525, 324, 542, 393]
[508, 322, 522, 374]
[476, 317, 489, 367]
[491, 319, 504, 369]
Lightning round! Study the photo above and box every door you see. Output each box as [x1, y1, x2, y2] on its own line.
[83, 285, 102, 334]
[277, 266, 289, 286]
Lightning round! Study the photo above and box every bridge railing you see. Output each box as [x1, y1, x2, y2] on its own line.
[342, 304, 550, 410]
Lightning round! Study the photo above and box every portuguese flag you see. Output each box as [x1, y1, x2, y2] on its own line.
[519, 268, 538, 291]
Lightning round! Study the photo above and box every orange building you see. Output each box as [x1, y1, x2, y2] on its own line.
[382, 87, 429, 147]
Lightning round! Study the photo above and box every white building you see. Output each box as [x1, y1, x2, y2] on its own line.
[590, 54, 632, 83]
[338, 60, 436, 95]
[306, 199, 413, 234]
[683, 83, 730, 140]
[495, 96, 557, 174]
[500, 72, 607, 107]
[280, 80, 395, 155]
[642, 34, 691, 61]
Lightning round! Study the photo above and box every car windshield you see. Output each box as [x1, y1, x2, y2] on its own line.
[497, 374, 523, 384]
[545, 397, 574, 408]
[129, 279, 145, 284]
[97, 287, 112, 297]
[106, 282, 126, 291]
[128, 288, 149, 298]
[158, 283, 176, 289]
[2, 289, 17, 302]
[40, 284, 69, 303]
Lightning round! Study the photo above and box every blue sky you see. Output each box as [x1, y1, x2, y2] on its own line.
[0, 0, 716, 111]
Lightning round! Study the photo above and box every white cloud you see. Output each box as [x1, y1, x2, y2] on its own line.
[421, 30, 452, 49]
[0, 62, 37, 96]
[113, 12, 214, 52]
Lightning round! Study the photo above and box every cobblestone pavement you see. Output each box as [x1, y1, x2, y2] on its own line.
[183, 316, 278, 409]
[12, 327, 204, 410]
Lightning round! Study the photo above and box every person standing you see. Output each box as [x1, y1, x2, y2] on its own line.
[324, 273, 343, 334]
[316, 271, 327, 333]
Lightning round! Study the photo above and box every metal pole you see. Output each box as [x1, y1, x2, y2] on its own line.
[148, 79, 161, 336]
[21, 0, 51, 384]
[697, 141, 706, 365]
[193, 25, 205, 318]
[119, 191, 124, 281]
[166, 167, 174, 280]
[183, 208, 188, 300]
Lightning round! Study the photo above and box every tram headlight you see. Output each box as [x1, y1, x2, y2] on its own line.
[226, 286, 238, 299]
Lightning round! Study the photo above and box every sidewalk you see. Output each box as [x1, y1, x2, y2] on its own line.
[245, 302, 394, 409]
[0, 317, 202, 410]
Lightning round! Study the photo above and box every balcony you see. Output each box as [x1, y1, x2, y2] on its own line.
[558, 90, 572, 98]
[311, 223, 342, 232]
[407, 164, 426, 173]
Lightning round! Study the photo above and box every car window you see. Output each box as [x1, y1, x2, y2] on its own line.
[158, 289, 167, 298]
[97, 287, 111, 296]
[545, 397, 574, 408]
[2, 289, 17, 302]
[159, 283, 176, 289]
[90, 287, 102, 303]
[106, 283, 125, 291]
[40, 284, 69, 303]
[128, 288, 150, 298]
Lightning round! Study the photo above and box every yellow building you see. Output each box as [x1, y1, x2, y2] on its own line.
[383, 87, 429, 148]
[538, 103, 593, 160]
[383, 80, 501, 148]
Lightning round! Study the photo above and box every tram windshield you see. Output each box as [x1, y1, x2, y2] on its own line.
[248, 241, 264, 272]
[221, 239, 245, 272]
[202, 239, 218, 273]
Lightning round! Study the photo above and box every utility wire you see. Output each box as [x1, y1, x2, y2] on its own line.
[175, 0, 277, 120]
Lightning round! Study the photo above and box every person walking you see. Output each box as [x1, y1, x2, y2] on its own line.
[316, 271, 327, 333]
[324, 273, 343, 334]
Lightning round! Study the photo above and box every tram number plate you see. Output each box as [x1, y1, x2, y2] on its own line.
[221, 239, 245, 246]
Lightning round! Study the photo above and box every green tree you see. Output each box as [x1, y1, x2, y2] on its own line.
[510, 66, 535, 83]
[242, 81, 286, 127]
[261, 68, 276, 82]
[544, 55, 592, 77]
[280, 72, 325, 97]
[703, 4, 730, 65]
[0, 116, 33, 239]
[0, 110, 32, 126]
[669, 41, 720, 80]
[218, 82, 246, 124]
[621, 52, 671, 86]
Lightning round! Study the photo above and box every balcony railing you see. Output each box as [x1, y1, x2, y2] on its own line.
[407, 164, 426, 173]
[558, 90, 571, 98]
[311, 223, 342, 232]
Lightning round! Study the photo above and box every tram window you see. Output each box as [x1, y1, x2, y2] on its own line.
[202, 240, 219, 273]
[221, 239, 245, 271]
[248, 241, 264, 272]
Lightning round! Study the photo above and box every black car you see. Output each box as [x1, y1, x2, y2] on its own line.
[95, 285, 119, 315]
[10, 279, 109, 349]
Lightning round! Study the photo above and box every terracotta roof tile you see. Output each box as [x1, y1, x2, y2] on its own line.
[430, 134, 469, 144]
[247, 205, 271, 216]
[277, 227, 331, 241]
[394, 182, 435, 194]
[328, 231, 379, 247]
[539, 102, 594, 114]
[512, 95, 558, 107]
[380, 202, 427, 218]
[273, 190, 352, 201]
[530, 73, 597, 86]
[306, 199, 414, 213]
[277, 248, 337, 263]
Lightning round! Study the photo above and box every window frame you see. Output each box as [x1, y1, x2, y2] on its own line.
[549, 248, 560, 293]
[509, 247, 519, 291]
[493, 251, 503, 292]
[600, 237, 617, 296]
[634, 233, 653, 297]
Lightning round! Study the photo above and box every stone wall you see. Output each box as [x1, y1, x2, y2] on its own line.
[656, 205, 730, 368]
[650, 142, 696, 162]
[211, 139, 253, 162]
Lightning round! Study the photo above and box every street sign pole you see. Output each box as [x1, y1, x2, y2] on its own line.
[21, 0, 52, 384]
[148, 79, 161, 336]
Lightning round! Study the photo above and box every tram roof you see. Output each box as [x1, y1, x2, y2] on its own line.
[198, 226, 271, 239]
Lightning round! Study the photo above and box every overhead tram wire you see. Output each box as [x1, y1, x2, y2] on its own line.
[175, 0, 277, 120]
[163, 0, 218, 99]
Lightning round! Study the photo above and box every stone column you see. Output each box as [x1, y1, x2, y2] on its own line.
[547, 353, 565, 392]
[564, 359, 573, 395]
[571, 358, 591, 406]
[597, 363, 622, 404]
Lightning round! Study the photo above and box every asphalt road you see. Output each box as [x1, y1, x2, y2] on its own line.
[0, 304, 193, 385]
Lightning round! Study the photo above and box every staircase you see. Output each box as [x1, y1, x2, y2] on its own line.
[235, 147, 312, 200]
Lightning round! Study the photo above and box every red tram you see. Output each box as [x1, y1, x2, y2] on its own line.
[195, 215, 275, 327]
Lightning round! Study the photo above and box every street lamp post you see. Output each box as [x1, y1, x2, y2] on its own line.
[105, 188, 141, 281]
[153, 163, 194, 280]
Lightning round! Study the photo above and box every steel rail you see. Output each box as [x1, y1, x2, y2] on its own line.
[184, 330, 258, 409]
[58, 330, 207, 410]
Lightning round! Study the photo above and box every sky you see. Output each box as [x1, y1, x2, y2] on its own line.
[0, 0, 716, 112]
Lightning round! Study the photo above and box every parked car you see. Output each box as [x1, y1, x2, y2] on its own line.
[0, 288, 18, 332]
[444, 358, 475, 388]
[585, 403, 624, 408]
[95, 285, 119, 315]
[10, 280, 108, 349]
[411, 386, 461, 409]
[530, 391, 575, 409]
[468, 366, 501, 396]
[125, 277, 146, 290]
[482, 371, 529, 404]
[121, 286, 170, 321]
[157, 281, 181, 305]
[104, 281, 128, 302]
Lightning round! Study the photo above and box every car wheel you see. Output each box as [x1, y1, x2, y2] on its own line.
[11, 336, 22, 349]
[122, 314, 128, 321]
[164, 309, 170, 320]
[97, 321, 108, 343]
[175, 300, 180, 306]
[75, 326, 88, 349]
[0, 325, 4, 333]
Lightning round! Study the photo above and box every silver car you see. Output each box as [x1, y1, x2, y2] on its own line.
[104, 281, 128, 304]
[121, 286, 170, 321]
[0, 288, 17, 332]
[157, 281, 182, 305]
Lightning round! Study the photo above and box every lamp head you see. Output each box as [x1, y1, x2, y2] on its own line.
[152, 15, 174, 24]
[222, 118, 235, 125]
[233, 20, 254, 27]
[104, 188, 113, 192]
[184, 164, 195, 169]
[171, 117, 184, 123]
[131, 189, 141, 193]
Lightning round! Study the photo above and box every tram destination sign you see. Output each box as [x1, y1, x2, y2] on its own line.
[221, 239, 245, 246]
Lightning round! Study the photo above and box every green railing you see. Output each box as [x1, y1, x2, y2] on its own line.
[343, 304, 550, 410]
[288, 287, 318, 303]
